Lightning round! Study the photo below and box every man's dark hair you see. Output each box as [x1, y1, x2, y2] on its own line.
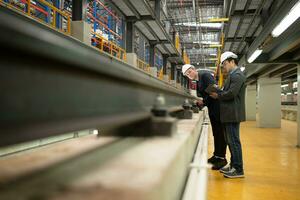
[226, 57, 239, 65]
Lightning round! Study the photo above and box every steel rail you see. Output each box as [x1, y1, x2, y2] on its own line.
[0, 7, 196, 147]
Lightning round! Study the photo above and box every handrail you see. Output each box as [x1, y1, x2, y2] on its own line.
[0, 0, 71, 35]
[87, 12, 122, 40]
[137, 58, 150, 73]
[182, 108, 210, 200]
[92, 31, 126, 61]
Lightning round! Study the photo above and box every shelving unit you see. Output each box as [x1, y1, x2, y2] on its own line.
[0, 0, 71, 34]
[87, 0, 126, 61]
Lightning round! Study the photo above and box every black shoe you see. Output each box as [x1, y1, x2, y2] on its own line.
[207, 155, 218, 164]
[219, 164, 231, 173]
[223, 168, 245, 178]
[211, 159, 227, 170]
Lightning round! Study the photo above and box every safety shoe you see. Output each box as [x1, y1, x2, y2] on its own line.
[211, 159, 227, 170]
[219, 164, 231, 173]
[223, 167, 245, 178]
[207, 155, 218, 164]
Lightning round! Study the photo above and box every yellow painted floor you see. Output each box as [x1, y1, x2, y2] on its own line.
[207, 120, 300, 200]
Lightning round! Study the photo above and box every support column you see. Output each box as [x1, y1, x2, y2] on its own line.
[176, 69, 181, 89]
[149, 44, 157, 77]
[155, 0, 161, 21]
[71, 0, 90, 45]
[162, 55, 169, 81]
[170, 63, 176, 87]
[297, 65, 300, 147]
[126, 21, 137, 67]
[245, 84, 257, 121]
[257, 77, 281, 128]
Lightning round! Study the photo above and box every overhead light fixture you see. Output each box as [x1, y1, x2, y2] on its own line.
[210, 53, 217, 56]
[271, 1, 300, 37]
[286, 92, 292, 95]
[175, 22, 223, 29]
[209, 44, 222, 48]
[240, 66, 245, 71]
[281, 84, 288, 88]
[199, 23, 223, 29]
[247, 49, 263, 63]
[200, 41, 220, 45]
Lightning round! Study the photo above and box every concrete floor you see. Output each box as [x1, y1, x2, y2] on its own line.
[207, 120, 300, 200]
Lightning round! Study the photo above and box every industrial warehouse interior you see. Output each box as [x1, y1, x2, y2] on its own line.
[0, 0, 300, 199]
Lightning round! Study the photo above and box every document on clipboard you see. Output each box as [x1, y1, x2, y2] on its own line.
[205, 84, 220, 94]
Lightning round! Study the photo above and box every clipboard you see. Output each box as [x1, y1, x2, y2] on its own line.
[205, 84, 219, 94]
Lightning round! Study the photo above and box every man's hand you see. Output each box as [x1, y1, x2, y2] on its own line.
[210, 92, 218, 99]
[195, 99, 203, 107]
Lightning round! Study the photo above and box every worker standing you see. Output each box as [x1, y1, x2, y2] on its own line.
[209, 51, 246, 178]
[182, 64, 227, 170]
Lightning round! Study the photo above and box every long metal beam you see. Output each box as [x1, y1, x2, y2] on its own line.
[269, 64, 297, 77]
[229, 0, 253, 51]
[281, 69, 297, 79]
[0, 7, 195, 147]
[236, 0, 267, 52]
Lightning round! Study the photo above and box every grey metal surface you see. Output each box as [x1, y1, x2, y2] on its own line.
[0, 112, 205, 200]
[0, 7, 195, 147]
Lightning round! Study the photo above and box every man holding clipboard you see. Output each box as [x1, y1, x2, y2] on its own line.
[209, 51, 246, 178]
[182, 64, 227, 170]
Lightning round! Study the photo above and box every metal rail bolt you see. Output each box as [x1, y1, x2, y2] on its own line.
[151, 94, 177, 136]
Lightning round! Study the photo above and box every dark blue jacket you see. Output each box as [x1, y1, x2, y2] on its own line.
[197, 72, 221, 121]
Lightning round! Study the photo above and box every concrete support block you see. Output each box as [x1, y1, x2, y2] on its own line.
[257, 77, 281, 128]
[126, 53, 138, 68]
[163, 75, 169, 82]
[71, 21, 91, 45]
[170, 80, 176, 87]
[151, 116, 177, 136]
[150, 67, 158, 77]
[245, 85, 256, 121]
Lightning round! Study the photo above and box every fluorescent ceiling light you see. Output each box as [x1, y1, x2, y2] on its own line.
[281, 84, 288, 88]
[209, 44, 222, 48]
[240, 66, 245, 71]
[295, 92, 298, 94]
[210, 53, 217, 56]
[199, 23, 223, 28]
[200, 41, 220, 45]
[192, 41, 220, 45]
[286, 92, 292, 95]
[293, 82, 298, 88]
[247, 49, 263, 63]
[93, 129, 99, 135]
[281, 93, 284, 96]
[272, 1, 300, 37]
[175, 22, 223, 29]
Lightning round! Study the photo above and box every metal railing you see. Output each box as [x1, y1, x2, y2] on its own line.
[0, 0, 71, 35]
[182, 108, 210, 200]
[137, 58, 150, 73]
[91, 31, 127, 61]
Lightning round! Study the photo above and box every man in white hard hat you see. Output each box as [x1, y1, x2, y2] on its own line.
[209, 51, 246, 178]
[182, 64, 227, 170]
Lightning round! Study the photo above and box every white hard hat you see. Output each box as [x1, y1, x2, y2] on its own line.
[182, 64, 194, 74]
[220, 51, 238, 64]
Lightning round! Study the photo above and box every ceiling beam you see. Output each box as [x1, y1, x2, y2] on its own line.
[281, 69, 297, 79]
[269, 64, 297, 77]
[229, 0, 253, 51]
